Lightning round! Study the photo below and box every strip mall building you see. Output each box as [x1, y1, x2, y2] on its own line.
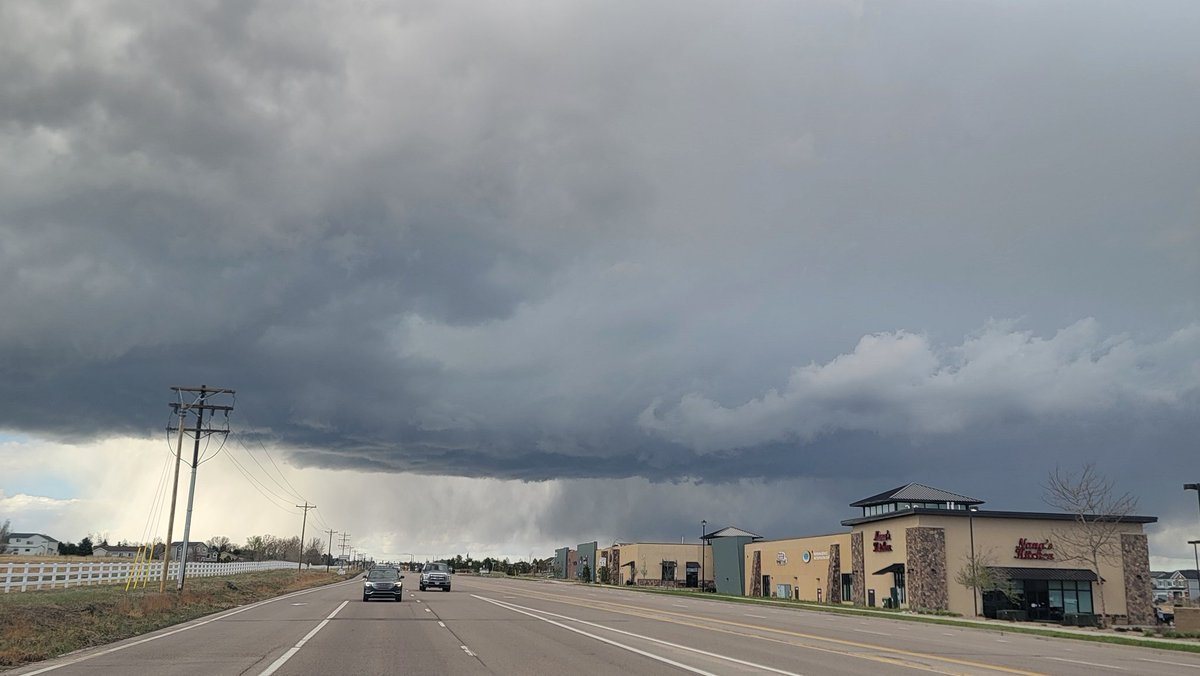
[557, 484, 1158, 625]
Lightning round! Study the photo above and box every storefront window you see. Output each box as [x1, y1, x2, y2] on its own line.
[1044, 580, 1094, 616]
[1078, 588, 1093, 613]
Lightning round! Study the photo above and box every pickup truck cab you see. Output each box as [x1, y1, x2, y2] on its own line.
[420, 562, 452, 592]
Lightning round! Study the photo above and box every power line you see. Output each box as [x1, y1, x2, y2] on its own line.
[230, 411, 308, 502]
[221, 450, 303, 515]
[228, 431, 307, 502]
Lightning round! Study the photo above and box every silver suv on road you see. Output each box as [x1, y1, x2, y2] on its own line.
[420, 562, 452, 592]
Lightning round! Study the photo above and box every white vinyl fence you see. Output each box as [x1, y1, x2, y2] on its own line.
[2, 560, 298, 593]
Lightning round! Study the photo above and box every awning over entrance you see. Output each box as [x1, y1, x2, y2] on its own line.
[990, 566, 1097, 582]
[873, 563, 905, 575]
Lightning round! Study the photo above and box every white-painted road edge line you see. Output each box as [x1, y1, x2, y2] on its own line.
[474, 595, 805, 676]
[1139, 657, 1200, 668]
[1046, 656, 1123, 670]
[258, 600, 349, 676]
[472, 596, 721, 676]
[18, 578, 362, 676]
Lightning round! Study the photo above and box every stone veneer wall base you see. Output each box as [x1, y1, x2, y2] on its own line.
[750, 550, 762, 597]
[826, 543, 841, 604]
[905, 527, 948, 611]
[851, 532, 865, 606]
[1120, 533, 1153, 625]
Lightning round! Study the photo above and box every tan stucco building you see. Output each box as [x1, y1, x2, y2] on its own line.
[599, 542, 715, 588]
[743, 484, 1157, 624]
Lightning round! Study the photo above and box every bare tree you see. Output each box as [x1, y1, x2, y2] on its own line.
[207, 536, 232, 561]
[0, 519, 10, 554]
[304, 537, 324, 566]
[245, 535, 265, 561]
[1043, 463, 1138, 628]
[953, 547, 1009, 616]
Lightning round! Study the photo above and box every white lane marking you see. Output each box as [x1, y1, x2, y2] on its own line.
[461, 645, 476, 657]
[941, 632, 955, 636]
[475, 595, 804, 676]
[1140, 658, 1200, 668]
[996, 639, 1009, 643]
[438, 621, 446, 628]
[290, 603, 307, 606]
[258, 601, 349, 676]
[853, 629, 891, 637]
[673, 604, 689, 608]
[424, 607, 432, 613]
[18, 578, 362, 676]
[1046, 657, 1124, 670]
[745, 614, 767, 619]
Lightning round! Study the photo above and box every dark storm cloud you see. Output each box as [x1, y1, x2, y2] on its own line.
[2, 0, 1199, 536]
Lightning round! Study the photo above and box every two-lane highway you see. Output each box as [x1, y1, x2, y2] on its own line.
[13, 574, 1200, 675]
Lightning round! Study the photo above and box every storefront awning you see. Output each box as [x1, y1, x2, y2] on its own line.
[989, 566, 1097, 582]
[873, 563, 905, 575]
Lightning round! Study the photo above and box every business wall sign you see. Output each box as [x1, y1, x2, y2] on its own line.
[873, 530, 893, 552]
[801, 550, 812, 564]
[1014, 538, 1054, 560]
[777, 552, 788, 565]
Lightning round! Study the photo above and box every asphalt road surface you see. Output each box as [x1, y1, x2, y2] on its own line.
[11, 575, 1200, 675]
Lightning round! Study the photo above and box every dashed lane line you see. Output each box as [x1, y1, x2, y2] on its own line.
[17, 577, 363, 676]
[257, 601, 349, 676]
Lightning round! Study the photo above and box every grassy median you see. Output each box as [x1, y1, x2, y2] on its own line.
[0, 569, 356, 670]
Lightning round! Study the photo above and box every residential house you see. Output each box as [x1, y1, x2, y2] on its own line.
[1152, 570, 1200, 604]
[2, 532, 61, 556]
[92, 544, 141, 559]
[152, 541, 210, 562]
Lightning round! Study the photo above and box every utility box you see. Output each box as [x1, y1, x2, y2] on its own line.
[1176, 607, 1200, 632]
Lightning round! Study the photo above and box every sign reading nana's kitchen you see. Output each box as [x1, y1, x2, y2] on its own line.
[1013, 538, 1054, 560]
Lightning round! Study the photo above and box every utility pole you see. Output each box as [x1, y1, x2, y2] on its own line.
[325, 529, 337, 572]
[168, 385, 234, 591]
[339, 533, 351, 568]
[159, 410, 189, 592]
[296, 502, 315, 571]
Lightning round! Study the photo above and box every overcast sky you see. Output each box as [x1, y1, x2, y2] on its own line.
[1, 0, 1198, 568]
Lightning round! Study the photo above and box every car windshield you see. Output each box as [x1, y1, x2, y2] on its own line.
[368, 569, 399, 580]
[427, 564, 448, 572]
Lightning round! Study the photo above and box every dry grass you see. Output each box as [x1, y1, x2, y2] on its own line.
[0, 570, 355, 670]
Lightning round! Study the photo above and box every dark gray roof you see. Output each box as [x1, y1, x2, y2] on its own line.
[1178, 570, 1200, 580]
[991, 566, 1098, 582]
[5, 533, 59, 542]
[851, 483, 983, 508]
[702, 526, 762, 540]
[841, 508, 1157, 527]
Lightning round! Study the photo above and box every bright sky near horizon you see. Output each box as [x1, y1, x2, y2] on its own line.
[1, 0, 1198, 568]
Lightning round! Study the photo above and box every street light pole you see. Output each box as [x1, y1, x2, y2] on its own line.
[969, 506, 979, 617]
[1187, 485, 1200, 604]
[701, 519, 707, 592]
[1189, 540, 1200, 604]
